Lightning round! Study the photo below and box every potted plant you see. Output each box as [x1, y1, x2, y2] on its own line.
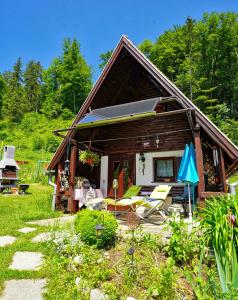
[79, 150, 101, 167]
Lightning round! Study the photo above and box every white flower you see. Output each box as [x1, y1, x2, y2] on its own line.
[73, 255, 83, 265]
[75, 277, 81, 286]
[97, 258, 103, 264]
[152, 289, 159, 297]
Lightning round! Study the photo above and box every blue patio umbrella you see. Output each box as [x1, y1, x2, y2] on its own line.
[177, 143, 199, 222]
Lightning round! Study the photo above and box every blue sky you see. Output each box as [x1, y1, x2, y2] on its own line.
[1, 0, 237, 81]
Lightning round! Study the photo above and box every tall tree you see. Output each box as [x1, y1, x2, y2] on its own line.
[24, 60, 43, 113]
[0, 74, 4, 116]
[43, 38, 92, 117]
[2, 58, 26, 122]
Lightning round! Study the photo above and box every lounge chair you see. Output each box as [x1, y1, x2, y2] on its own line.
[136, 185, 172, 220]
[105, 185, 142, 213]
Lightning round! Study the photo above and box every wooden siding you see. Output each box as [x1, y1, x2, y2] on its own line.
[75, 112, 193, 155]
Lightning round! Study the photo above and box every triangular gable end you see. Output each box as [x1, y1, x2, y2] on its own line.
[48, 35, 238, 170]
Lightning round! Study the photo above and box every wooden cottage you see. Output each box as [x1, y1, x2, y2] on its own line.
[48, 36, 238, 212]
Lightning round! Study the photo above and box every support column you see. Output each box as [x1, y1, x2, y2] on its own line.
[219, 148, 227, 192]
[68, 145, 78, 213]
[56, 161, 63, 210]
[194, 125, 205, 201]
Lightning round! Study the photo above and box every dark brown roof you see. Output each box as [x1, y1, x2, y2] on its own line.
[48, 35, 238, 170]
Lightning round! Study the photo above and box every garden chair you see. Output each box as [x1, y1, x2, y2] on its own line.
[105, 185, 143, 213]
[135, 185, 172, 220]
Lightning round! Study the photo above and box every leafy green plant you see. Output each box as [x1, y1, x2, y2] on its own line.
[200, 195, 238, 297]
[74, 209, 118, 248]
[147, 258, 177, 299]
[166, 219, 200, 264]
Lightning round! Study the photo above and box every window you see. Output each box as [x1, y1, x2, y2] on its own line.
[153, 157, 175, 181]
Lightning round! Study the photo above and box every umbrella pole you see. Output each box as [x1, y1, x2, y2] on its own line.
[188, 183, 192, 224]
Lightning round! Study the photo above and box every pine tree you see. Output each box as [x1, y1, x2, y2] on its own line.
[43, 38, 92, 116]
[24, 60, 43, 113]
[2, 58, 26, 122]
[0, 74, 4, 116]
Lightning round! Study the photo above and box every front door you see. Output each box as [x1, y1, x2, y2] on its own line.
[108, 154, 135, 197]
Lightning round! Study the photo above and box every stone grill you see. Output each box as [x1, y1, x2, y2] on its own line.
[0, 146, 19, 190]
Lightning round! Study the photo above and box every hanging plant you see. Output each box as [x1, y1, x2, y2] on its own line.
[79, 150, 101, 167]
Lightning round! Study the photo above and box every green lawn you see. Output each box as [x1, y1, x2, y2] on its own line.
[0, 184, 61, 293]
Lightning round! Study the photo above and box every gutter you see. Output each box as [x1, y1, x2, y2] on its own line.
[47, 170, 57, 211]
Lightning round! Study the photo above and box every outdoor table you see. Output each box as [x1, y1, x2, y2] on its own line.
[74, 188, 104, 208]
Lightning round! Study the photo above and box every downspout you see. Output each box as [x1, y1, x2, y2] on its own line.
[229, 181, 238, 195]
[48, 170, 57, 211]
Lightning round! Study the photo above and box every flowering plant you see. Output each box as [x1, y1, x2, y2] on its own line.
[79, 150, 101, 167]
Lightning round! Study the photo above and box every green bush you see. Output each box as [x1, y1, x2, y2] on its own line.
[166, 219, 200, 264]
[74, 209, 118, 248]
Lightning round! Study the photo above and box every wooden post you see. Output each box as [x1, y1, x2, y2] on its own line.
[194, 125, 205, 201]
[219, 148, 227, 192]
[68, 145, 78, 213]
[56, 161, 63, 210]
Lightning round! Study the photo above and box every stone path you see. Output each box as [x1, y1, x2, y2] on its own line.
[90, 288, 107, 300]
[18, 227, 36, 234]
[32, 232, 51, 243]
[0, 279, 46, 300]
[9, 251, 44, 271]
[0, 236, 16, 247]
[27, 215, 75, 226]
[0, 224, 49, 299]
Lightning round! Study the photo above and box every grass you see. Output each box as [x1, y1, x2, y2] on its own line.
[0, 184, 61, 293]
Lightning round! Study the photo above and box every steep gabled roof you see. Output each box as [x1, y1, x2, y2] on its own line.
[48, 35, 238, 170]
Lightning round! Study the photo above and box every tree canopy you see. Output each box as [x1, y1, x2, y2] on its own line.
[139, 12, 238, 133]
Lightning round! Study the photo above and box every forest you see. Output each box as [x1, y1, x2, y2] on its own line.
[0, 12, 237, 165]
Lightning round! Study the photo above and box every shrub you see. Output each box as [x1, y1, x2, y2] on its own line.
[74, 209, 118, 248]
[166, 219, 200, 264]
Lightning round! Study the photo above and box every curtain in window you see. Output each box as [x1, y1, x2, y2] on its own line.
[157, 159, 173, 177]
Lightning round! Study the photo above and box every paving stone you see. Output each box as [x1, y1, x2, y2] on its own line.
[18, 227, 36, 234]
[32, 232, 51, 243]
[0, 279, 46, 300]
[90, 288, 107, 300]
[27, 215, 75, 226]
[9, 252, 44, 271]
[0, 236, 16, 247]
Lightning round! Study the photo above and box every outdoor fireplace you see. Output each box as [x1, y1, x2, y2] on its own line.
[0, 146, 19, 191]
